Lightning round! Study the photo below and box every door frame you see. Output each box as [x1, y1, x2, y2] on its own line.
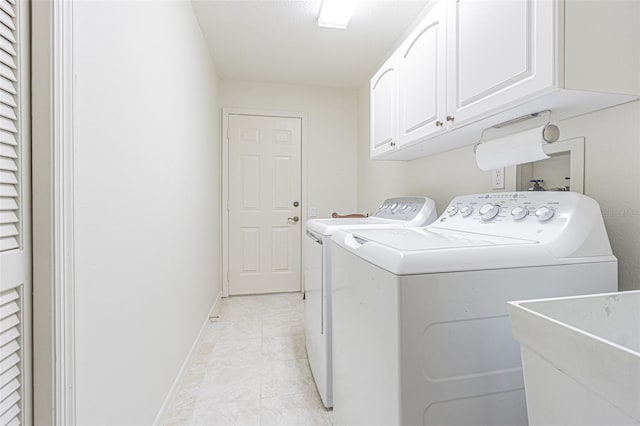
[221, 108, 307, 297]
[32, 1, 77, 424]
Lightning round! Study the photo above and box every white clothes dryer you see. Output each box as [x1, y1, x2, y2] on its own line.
[331, 192, 618, 425]
[304, 197, 437, 408]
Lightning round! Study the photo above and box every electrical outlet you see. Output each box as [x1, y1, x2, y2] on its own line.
[492, 168, 505, 190]
[309, 206, 317, 217]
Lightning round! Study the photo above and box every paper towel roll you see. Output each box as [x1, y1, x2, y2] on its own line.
[475, 125, 550, 171]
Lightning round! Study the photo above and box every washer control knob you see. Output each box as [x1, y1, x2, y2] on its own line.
[459, 205, 473, 217]
[479, 203, 501, 221]
[511, 206, 529, 220]
[535, 206, 555, 222]
[446, 205, 459, 216]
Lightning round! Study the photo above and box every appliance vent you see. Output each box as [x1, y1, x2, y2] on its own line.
[0, 0, 20, 253]
[0, 287, 22, 425]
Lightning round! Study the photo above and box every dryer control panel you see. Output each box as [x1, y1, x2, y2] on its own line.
[372, 197, 435, 223]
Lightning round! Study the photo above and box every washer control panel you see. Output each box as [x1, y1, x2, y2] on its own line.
[433, 192, 594, 242]
[442, 193, 563, 223]
[431, 191, 611, 257]
[373, 197, 433, 222]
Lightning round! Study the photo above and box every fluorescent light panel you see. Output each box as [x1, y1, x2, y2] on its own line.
[318, 0, 356, 29]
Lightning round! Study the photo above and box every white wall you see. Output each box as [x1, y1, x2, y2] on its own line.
[72, 2, 220, 424]
[358, 89, 640, 291]
[220, 80, 358, 218]
[557, 101, 640, 292]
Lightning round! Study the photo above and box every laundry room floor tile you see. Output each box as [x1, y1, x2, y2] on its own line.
[260, 392, 331, 426]
[262, 335, 306, 362]
[164, 293, 332, 426]
[260, 358, 317, 399]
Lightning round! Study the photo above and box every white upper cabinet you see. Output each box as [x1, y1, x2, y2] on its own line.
[370, 54, 398, 157]
[397, 1, 447, 146]
[446, 0, 554, 127]
[371, 0, 639, 160]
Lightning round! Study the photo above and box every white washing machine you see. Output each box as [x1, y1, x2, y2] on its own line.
[330, 192, 618, 425]
[304, 196, 438, 408]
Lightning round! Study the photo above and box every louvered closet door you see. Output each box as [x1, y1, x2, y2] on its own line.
[0, 0, 30, 425]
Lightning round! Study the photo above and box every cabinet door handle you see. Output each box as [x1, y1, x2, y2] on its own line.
[390, 141, 396, 147]
[435, 120, 443, 127]
[446, 115, 455, 122]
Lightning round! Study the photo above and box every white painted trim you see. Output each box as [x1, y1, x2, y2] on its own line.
[221, 108, 308, 297]
[52, 1, 76, 424]
[152, 295, 222, 426]
[300, 112, 309, 294]
[221, 109, 228, 297]
[221, 109, 229, 297]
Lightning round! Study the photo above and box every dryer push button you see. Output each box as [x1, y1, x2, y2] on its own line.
[460, 205, 474, 217]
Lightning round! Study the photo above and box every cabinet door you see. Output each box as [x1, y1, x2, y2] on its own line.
[446, 0, 555, 126]
[370, 54, 398, 158]
[398, 1, 447, 146]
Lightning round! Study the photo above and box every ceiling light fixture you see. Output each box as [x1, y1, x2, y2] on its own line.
[317, 0, 357, 29]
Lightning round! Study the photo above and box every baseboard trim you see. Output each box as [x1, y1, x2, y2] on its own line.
[152, 293, 221, 426]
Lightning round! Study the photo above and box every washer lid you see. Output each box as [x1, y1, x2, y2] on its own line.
[306, 217, 407, 236]
[331, 228, 615, 275]
[349, 228, 536, 250]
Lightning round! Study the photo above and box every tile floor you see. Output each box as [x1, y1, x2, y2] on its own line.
[165, 292, 333, 426]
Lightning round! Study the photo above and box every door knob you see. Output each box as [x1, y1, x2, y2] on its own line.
[288, 216, 300, 223]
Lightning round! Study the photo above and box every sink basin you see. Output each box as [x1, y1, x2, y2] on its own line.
[509, 290, 640, 425]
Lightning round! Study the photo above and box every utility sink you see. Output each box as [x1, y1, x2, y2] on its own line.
[509, 290, 640, 426]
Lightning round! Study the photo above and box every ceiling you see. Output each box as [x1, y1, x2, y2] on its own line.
[192, 0, 429, 89]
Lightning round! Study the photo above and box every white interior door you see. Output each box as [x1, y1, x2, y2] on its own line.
[0, 0, 31, 424]
[227, 114, 302, 295]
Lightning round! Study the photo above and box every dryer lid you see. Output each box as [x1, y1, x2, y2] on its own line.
[306, 217, 401, 236]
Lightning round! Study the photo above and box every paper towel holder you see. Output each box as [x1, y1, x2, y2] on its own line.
[475, 110, 560, 154]
[542, 123, 560, 143]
